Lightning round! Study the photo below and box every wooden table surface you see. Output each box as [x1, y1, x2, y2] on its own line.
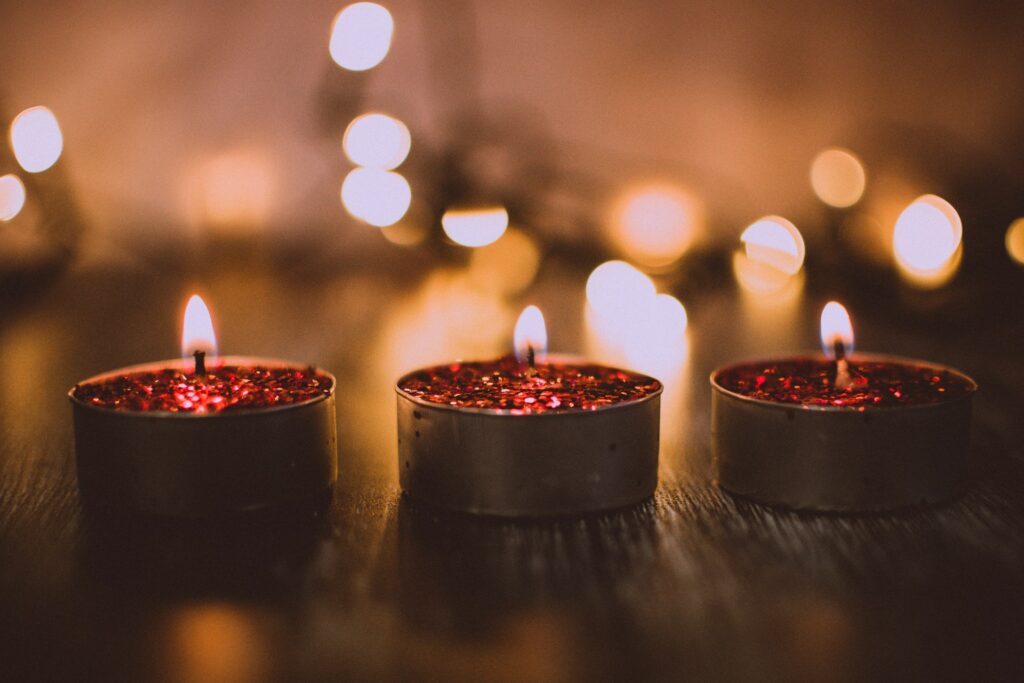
[1, 253, 1022, 683]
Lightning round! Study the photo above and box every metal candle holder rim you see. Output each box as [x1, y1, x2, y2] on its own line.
[68, 355, 337, 419]
[710, 351, 977, 414]
[394, 358, 663, 418]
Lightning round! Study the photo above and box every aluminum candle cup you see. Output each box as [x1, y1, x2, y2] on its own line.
[70, 357, 337, 517]
[710, 354, 977, 512]
[395, 358, 662, 517]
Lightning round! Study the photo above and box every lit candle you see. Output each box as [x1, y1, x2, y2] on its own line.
[710, 301, 976, 512]
[394, 306, 662, 517]
[69, 295, 337, 516]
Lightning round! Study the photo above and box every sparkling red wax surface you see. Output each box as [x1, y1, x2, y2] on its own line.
[73, 364, 332, 413]
[715, 358, 974, 409]
[398, 357, 661, 414]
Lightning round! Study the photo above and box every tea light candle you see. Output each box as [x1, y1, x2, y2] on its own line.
[711, 301, 977, 512]
[395, 306, 662, 517]
[69, 295, 337, 517]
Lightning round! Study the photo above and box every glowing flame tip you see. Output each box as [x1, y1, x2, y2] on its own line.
[182, 294, 218, 359]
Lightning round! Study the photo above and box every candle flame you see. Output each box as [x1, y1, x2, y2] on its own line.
[514, 305, 547, 365]
[820, 301, 854, 358]
[182, 294, 218, 360]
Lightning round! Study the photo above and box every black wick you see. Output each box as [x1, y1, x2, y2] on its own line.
[193, 350, 206, 376]
[831, 339, 851, 389]
[833, 339, 846, 364]
[524, 344, 538, 377]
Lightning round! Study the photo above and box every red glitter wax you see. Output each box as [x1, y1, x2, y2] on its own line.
[714, 357, 975, 408]
[397, 356, 661, 414]
[73, 363, 332, 414]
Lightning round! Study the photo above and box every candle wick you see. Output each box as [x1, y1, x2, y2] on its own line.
[832, 339, 852, 390]
[524, 345, 538, 377]
[193, 350, 206, 376]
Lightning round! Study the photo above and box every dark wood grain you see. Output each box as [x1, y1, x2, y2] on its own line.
[1, 257, 1022, 683]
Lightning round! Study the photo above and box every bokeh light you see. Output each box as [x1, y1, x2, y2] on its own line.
[810, 148, 866, 208]
[381, 218, 428, 247]
[609, 185, 701, 267]
[329, 3, 394, 71]
[586, 260, 656, 319]
[893, 194, 962, 287]
[468, 228, 541, 296]
[166, 604, 268, 683]
[622, 294, 689, 375]
[734, 216, 805, 297]
[740, 216, 805, 275]
[585, 265, 688, 380]
[343, 113, 411, 170]
[0, 174, 27, 222]
[188, 149, 275, 230]
[650, 293, 688, 343]
[376, 269, 513, 377]
[732, 252, 806, 297]
[341, 168, 411, 227]
[442, 207, 509, 247]
[1005, 218, 1024, 266]
[10, 106, 63, 173]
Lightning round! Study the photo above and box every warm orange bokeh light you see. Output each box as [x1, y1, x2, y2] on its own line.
[187, 150, 275, 231]
[810, 148, 867, 208]
[167, 604, 267, 683]
[609, 185, 701, 267]
[1005, 218, 1024, 267]
[892, 194, 962, 288]
[182, 294, 218, 359]
[740, 216, 805, 275]
[467, 228, 541, 296]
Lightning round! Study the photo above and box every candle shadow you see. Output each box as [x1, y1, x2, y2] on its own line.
[78, 490, 332, 600]
[375, 495, 660, 640]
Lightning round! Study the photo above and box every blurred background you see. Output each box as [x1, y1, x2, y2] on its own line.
[2, 0, 1023, 295]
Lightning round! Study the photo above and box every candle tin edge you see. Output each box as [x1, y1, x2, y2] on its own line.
[394, 359, 663, 417]
[69, 356, 337, 418]
[709, 352, 977, 413]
